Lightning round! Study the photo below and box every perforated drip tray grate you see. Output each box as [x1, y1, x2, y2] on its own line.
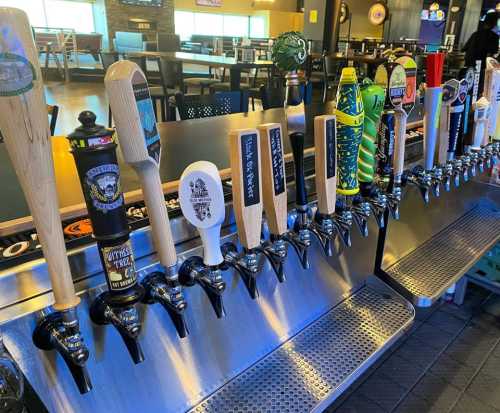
[189, 284, 414, 413]
[380, 205, 500, 308]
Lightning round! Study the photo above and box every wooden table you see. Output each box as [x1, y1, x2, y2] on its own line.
[130, 51, 274, 91]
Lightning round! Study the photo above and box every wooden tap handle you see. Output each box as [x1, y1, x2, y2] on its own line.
[258, 123, 287, 236]
[314, 115, 337, 215]
[0, 7, 79, 311]
[229, 129, 263, 250]
[105, 60, 177, 268]
[394, 110, 409, 180]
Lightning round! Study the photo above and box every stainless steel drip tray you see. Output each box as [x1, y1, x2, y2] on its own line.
[188, 277, 414, 413]
[379, 203, 500, 308]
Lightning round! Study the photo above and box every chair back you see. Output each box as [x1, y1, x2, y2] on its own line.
[158, 57, 184, 93]
[260, 81, 312, 110]
[323, 54, 347, 81]
[175, 91, 249, 120]
[47, 105, 59, 136]
[126, 55, 147, 74]
[100, 51, 119, 72]
[157, 33, 180, 52]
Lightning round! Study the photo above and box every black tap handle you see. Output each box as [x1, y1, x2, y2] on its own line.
[62, 354, 93, 394]
[117, 329, 145, 364]
[289, 132, 307, 207]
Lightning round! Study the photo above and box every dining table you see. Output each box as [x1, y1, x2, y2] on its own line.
[130, 51, 275, 91]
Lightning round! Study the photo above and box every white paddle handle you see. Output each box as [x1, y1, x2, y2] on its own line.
[393, 110, 408, 183]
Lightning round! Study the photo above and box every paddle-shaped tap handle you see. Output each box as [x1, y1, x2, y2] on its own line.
[472, 97, 491, 149]
[437, 80, 460, 165]
[335, 68, 364, 195]
[229, 129, 263, 250]
[447, 80, 468, 161]
[314, 115, 337, 215]
[179, 161, 225, 267]
[289, 132, 308, 208]
[423, 86, 443, 171]
[105, 60, 177, 269]
[258, 123, 288, 236]
[0, 7, 79, 312]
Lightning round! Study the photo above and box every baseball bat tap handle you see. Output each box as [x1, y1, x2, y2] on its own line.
[289, 132, 308, 208]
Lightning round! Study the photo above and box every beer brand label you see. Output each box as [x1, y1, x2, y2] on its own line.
[241, 133, 260, 207]
[457, 80, 468, 104]
[269, 127, 285, 195]
[388, 65, 406, 108]
[0, 53, 36, 96]
[325, 118, 336, 179]
[64, 219, 93, 237]
[84, 164, 123, 213]
[101, 241, 137, 291]
[189, 178, 212, 222]
[132, 72, 161, 163]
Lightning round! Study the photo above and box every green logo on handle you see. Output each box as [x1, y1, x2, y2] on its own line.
[0, 53, 36, 97]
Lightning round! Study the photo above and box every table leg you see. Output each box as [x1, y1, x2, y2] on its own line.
[230, 68, 242, 91]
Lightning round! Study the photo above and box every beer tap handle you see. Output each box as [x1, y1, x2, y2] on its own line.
[335, 67, 364, 196]
[314, 115, 337, 216]
[258, 123, 288, 237]
[229, 129, 263, 250]
[258, 123, 288, 281]
[289, 132, 308, 209]
[179, 161, 226, 316]
[105, 60, 187, 337]
[0, 7, 79, 312]
[105, 60, 177, 268]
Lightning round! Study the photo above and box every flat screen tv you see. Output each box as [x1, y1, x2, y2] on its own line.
[119, 0, 163, 7]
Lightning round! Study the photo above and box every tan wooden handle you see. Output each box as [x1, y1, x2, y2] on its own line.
[105, 60, 177, 268]
[137, 167, 177, 268]
[0, 7, 79, 311]
[437, 105, 449, 165]
[393, 110, 408, 182]
[314, 115, 337, 215]
[229, 129, 263, 250]
[258, 123, 287, 236]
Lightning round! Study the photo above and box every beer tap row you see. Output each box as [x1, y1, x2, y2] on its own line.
[0, 15, 499, 397]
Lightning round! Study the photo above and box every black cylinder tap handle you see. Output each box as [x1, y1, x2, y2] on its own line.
[289, 132, 307, 208]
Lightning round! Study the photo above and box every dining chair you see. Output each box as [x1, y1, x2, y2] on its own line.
[175, 91, 249, 120]
[150, 57, 184, 121]
[260, 81, 313, 110]
[322, 54, 348, 103]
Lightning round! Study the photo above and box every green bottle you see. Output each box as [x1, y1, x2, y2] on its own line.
[358, 80, 385, 186]
[335, 67, 364, 195]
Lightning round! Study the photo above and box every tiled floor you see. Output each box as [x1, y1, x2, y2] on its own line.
[326, 286, 500, 413]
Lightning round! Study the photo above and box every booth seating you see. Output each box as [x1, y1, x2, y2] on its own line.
[113, 32, 147, 54]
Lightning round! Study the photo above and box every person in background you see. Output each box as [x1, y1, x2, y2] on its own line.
[463, 11, 500, 94]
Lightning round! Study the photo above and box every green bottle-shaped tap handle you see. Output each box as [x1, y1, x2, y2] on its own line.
[336, 68, 365, 195]
[358, 80, 385, 184]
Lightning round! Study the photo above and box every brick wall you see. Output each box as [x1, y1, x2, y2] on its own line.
[105, 0, 175, 47]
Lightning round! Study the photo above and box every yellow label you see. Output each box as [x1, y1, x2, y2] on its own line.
[309, 10, 318, 23]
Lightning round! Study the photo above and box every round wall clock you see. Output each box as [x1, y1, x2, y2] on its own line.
[368, 2, 388, 26]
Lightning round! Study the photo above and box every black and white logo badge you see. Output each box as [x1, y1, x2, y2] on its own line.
[189, 178, 212, 221]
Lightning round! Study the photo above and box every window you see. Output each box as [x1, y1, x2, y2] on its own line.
[0, 0, 95, 32]
[250, 16, 266, 39]
[175, 11, 269, 40]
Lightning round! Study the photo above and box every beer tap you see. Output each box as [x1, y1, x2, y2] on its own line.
[0, 8, 91, 393]
[470, 97, 491, 172]
[393, 56, 418, 209]
[373, 61, 407, 220]
[481, 58, 500, 166]
[409, 53, 445, 203]
[178, 162, 226, 318]
[437, 79, 460, 190]
[68, 112, 145, 364]
[313, 115, 352, 251]
[335, 67, 370, 237]
[104, 60, 188, 338]
[222, 129, 263, 299]
[272, 31, 311, 268]
[448, 80, 469, 183]
[357, 79, 388, 226]
[257, 123, 289, 281]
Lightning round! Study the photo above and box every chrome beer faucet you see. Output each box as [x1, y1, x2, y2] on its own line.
[178, 161, 228, 317]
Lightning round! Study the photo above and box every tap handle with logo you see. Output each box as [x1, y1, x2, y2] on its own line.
[104, 60, 177, 270]
[258, 123, 288, 237]
[0, 7, 80, 311]
[179, 161, 226, 267]
[437, 79, 460, 165]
